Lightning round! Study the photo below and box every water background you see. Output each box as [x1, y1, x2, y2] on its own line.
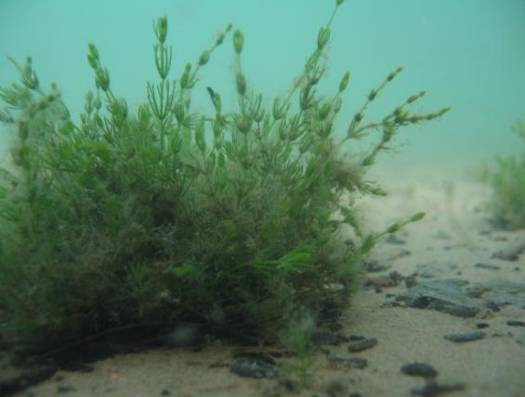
[1, 0, 524, 178]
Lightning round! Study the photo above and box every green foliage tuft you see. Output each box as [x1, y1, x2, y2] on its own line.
[480, 121, 525, 229]
[0, 3, 446, 354]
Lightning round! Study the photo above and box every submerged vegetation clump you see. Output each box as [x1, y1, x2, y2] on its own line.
[0, 1, 448, 354]
[480, 121, 525, 229]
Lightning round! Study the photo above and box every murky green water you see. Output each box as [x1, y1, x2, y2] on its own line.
[1, 0, 524, 174]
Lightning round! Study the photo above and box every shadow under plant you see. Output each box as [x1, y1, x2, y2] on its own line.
[0, 0, 448, 358]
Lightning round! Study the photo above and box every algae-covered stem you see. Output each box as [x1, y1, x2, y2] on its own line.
[279, 0, 345, 115]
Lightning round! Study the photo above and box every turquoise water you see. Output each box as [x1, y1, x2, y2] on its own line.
[1, 0, 524, 175]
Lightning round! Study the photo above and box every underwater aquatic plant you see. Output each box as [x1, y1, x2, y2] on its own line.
[0, 0, 447, 354]
[480, 120, 525, 229]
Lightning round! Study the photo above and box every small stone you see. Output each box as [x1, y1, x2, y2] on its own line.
[400, 362, 438, 378]
[365, 276, 398, 289]
[444, 330, 485, 343]
[476, 322, 489, 329]
[363, 260, 390, 273]
[465, 285, 488, 298]
[160, 390, 172, 396]
[230, 354, 277, 378]
[328, 354, 368, 369]
[491, 242, 525, 261]
[506, 320, 525, 327]
[349, 335, 366, 341]
[483, 280, 525, 310]
[395, 279, 481, 318]
[474, 263, 500, 270]
[486, 301, 501, 312]
[389, 271, 404, 283]
[347, 337, 377, 352]
[411, 380, 466, 396]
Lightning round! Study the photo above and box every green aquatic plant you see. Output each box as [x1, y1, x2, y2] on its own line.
[480, 120, 525, 229]
[277, 309, 318, 390]
[0, 0, 447, 354]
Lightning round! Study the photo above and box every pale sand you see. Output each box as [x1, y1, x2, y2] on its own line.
[12, 171, 525, 397]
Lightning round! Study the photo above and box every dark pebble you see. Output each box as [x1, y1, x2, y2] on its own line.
[347, 337, 377, 352]
[507, 320, 525, 327]
[328, 354, 368, 369]
[389, 271, 404, 283]
[411, 380, 466, 396]
[400, 362, 438, 378]
[395, 278, 481, 318]
[486, 301, 501, 312]
[366, 275, 398, 289]
[491, 242, 525, 261]
[364, 260, 390, 273]
[444, 330, 485, 343]
[349, 335, 367, 341]
[474, 263, 500, 270]
[230, 354, 277, 378]
[349, 393, 363, 397]
[160, 389, 172, 396]
[476, 322, 490, 329]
